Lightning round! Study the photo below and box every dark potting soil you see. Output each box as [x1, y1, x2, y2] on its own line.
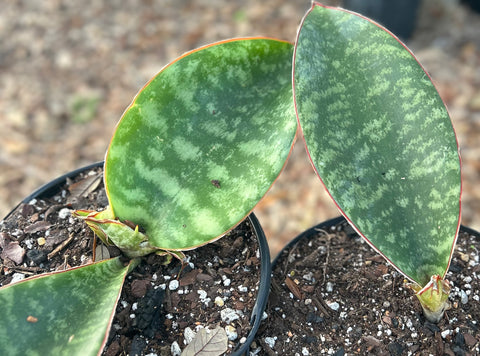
[0, 166, 262, 355]
[252, 220, 480, 355]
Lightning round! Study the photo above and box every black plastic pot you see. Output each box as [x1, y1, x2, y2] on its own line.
[252, 216, 480, 355]
[2, 162, 271, 356]
[343, 0, 420, 40]
[271, 216, 346, 267]
[3, 161, 105, 221]
[274, 216, 480, 267]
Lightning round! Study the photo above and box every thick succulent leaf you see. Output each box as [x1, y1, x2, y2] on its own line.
[0, 257, 134, 356]
[105, 38, 296, 250]
[294, 4, 461, 286]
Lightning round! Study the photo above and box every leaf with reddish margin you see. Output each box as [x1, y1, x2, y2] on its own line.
[294, 3, 461, 287]
[84, 38, 296, 254]
[0, 257, 136, 356]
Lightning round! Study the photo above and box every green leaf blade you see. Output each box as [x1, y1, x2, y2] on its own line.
[106, 38, 296, 250]
[294, 4, 461, 286]
[0, 257, 133, 356]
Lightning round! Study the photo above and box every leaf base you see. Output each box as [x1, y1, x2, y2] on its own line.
[73, 209, 185, 261]
[408, 275, 451, 323]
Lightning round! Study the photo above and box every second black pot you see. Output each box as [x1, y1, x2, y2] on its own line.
[252, 216, 480, 355]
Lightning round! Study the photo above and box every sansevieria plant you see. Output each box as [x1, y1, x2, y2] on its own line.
[0, 3, 466, 355]
[293, 3, 461, 323]
[0, 38, 297, 355]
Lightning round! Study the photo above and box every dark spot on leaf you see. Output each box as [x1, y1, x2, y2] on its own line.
[211, 179, 221, 188]
[26, 316, 38, 323]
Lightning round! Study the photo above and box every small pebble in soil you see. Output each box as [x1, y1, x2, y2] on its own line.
[171, 341, 181, 356]
[238, 285, 248, 293]
[214, 296, 225, 307]
[303, 272, 314, 281]
[264, 336, 276, 349]
[327, 301, 340, 311]
[11, 273, 25, 283]
[442, 329, 452, 339]
[168, 280, 179, 290]
[197, 289, 207, 299]
[58, 208, 72, 219]
[24, 238, 34, 249]
[220, 308, 241, 324]
[225, 325, 238, 341]
[326, 281, 334, 292]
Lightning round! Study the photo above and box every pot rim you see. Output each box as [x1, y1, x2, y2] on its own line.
[272, 216, 480, 269]
[4, 161, 105, 220]
[2, 162, 271, 356]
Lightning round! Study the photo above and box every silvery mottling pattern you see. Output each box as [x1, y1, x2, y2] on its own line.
[294, 5, 461, 286]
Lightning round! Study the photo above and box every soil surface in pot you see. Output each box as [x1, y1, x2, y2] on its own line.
[253, 220, 479, 355]
[0, 166, 262, 356]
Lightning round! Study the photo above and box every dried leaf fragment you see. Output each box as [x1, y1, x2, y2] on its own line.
[1, 241, 26, 265]
[181, 326, 228, 356]
[67, 172, 102, 204]
[24, 221, 51, 234]
[68, 172, 102, 197]
[285, 276, 303, 300]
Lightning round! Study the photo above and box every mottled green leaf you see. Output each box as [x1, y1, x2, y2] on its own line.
[105, 38, 296, 250]
[294, 4, 461, 286]
[0, 257, 134, 356]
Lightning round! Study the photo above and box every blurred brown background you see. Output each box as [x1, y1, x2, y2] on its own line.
[1, 0, 479, 256]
